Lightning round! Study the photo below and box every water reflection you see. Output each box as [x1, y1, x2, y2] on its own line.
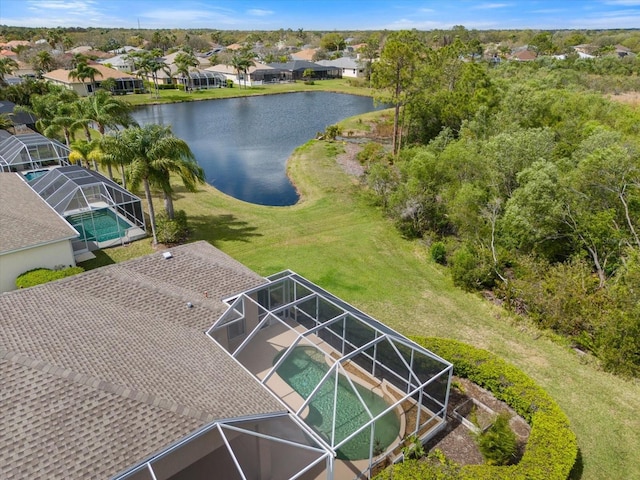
[132, 92, 379, 206]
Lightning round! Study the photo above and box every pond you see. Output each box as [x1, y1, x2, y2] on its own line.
[132, 92, 380, 206]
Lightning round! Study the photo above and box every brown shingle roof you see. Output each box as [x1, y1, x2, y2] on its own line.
[0, 241, 281, 479]
[0, 173, 78, 254]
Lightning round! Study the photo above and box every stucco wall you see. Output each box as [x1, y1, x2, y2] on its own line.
[0, 240, 76, 292]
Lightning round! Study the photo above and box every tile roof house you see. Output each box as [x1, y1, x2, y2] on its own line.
[42, 64, 143, 96]
[0, 241, 453, 479]
[0, 173, 78, 292]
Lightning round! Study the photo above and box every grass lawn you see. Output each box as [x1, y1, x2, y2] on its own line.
[82, 131, 639, 480]
[122, 78, 372, 106]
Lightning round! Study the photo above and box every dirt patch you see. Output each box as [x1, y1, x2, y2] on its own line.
[608, 91, 640, 107]
[335, 142, 366, 177]
[425, 377, 531, 466]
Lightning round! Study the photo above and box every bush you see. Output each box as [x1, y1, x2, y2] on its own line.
[405, 337, 578, 480]
[450, 245, 496, 291]
[356, 142, 386, 166]
[475, 413, 518, 466]
[226, 79, 234, 88]
[155, 210, 189, 244]
[430, 241, 447, 265]
[323, 124, 343, 140]
[16, 266, 84, 289]
[378, 338, 578, 479]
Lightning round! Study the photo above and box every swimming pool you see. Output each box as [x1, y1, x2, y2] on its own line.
[66, 209, 132, 243]
[274, 346, 400, 460]
[24, 170, 49, 182]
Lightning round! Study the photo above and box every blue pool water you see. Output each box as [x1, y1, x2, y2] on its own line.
[24, 170, 49, 182]
[66, 209, 132, 242]
[275, 346, 400, 460]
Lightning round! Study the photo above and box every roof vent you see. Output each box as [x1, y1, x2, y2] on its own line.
[163, 252, 173, 259]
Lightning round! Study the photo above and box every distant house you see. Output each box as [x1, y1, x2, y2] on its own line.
[0, 173, 78, 292]
[42, 64, 143, 96]
[511, 50, 537, 61]
[266, 60, 340, 81]
[291, 48, 318, 61]
[316, 57, 363, 78]
[98, 53, 137, 73]
[206, 62, 280, 86]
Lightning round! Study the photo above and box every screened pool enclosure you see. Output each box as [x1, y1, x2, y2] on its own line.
[208, 271, 453, 478]
[28, 165, 146, 251]
[0, 132, 70, 172]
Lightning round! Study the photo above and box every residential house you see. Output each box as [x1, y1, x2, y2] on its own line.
[266, 60, 340, 81]
[42, 64, 143, 96]
[206, 61, 280, 86]
[291, 48, 318, 61]
[316, 57, 363, 78]
[0, 173, 78, 292]
[0, 240, 452, 480]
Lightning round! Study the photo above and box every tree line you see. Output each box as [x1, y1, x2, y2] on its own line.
[366, 31, 640, 377]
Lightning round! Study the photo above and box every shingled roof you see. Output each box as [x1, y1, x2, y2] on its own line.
[0, 173, 78, 255]
[0, 241, 282, 479]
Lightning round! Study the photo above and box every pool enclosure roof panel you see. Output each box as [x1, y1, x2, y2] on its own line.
[0, 133, 71, 168]
[208, 270, 453, 460]
[28, 165, 142, 215]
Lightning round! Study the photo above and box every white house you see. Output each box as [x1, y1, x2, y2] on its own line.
[0, 173, 78, 292]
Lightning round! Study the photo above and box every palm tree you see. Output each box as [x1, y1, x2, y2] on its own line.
[0, 113, 13, 132]
[78, 90, 137, 178]
[32, 50, 55, 77]
[69, 139, 102, 169]
[16, 88, 80, 145]
[130, 50, 171, 99]
[0, 57, 18, 86]
[174, 51, 199, 92]
[116, 125, 203, 244]
[229, 52, 253, 89]
[69, 60, 100, 96]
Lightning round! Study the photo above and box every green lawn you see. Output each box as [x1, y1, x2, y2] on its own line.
[83, 133, 640, 480]
[122, 78, 372, 106]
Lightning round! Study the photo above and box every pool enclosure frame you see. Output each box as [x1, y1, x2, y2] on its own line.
[207, 271, 453, 478]
[114, 412, 333, 480]
[0, 132, 71, 172]
[27, 165, 146, 251]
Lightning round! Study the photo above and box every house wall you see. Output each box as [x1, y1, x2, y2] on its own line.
[0, 240, 76, 292]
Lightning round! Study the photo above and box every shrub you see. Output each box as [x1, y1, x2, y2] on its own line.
[377, 337, 578, 480]
[430, 241, 447, 265]
[155, 210, 189, 244]
[226, 79, 234, 88]
[323, 124, 343, 140]
[356, 142, 386, 166]
[450, 245, 497, 291]
[16, 266, 84, 289]
[419, 337, 576, 480]
[475, 413, 518, 465]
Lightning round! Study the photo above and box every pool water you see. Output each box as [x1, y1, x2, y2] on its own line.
[66, 209, 132, 242]
[24, 170, 49, 182]
[275, 346, 400, 460]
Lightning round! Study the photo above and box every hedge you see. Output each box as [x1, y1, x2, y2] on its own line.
[16, 267, 84, 289]
[377, 337, 578, 480]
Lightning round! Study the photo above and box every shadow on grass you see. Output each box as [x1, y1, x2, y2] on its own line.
[569, 448, 584, 480]
[189, 213, 262, 244]
[77, 250, 116, 270]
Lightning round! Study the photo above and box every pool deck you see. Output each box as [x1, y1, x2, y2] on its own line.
[234, 318, 439, 479]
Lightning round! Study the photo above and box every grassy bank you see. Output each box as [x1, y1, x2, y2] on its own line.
[122, 78, 372, 106]
[82, 137, 639, 480]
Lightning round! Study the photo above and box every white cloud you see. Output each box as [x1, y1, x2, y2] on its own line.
[470, 3, 512, 9]
[604, 0, 640, 6]
[247, 9, 274, 17]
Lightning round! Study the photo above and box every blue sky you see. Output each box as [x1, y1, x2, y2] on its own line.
[1, 0, 639, 30]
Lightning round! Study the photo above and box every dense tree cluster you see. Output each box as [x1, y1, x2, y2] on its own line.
[367, 39, 640, 377]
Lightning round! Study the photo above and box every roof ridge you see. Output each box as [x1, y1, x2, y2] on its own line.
[1, 347, 215, 423]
